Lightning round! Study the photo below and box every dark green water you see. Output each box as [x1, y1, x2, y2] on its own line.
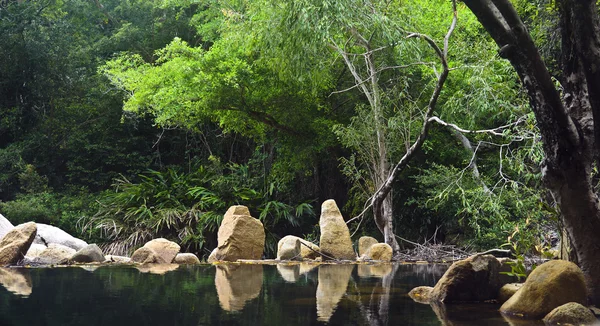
[0, 263, 542, 326]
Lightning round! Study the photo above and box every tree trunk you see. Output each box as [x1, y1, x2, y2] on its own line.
[462, 0, 600, 303]
[373, 193, 400, 255]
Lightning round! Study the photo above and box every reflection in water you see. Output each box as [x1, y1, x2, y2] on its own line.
[357, 264, 393, 278]
[316, 264, 354, 322]
[0, 268, 32, 297]
[135, 263, 179, 275]
[276, 263, 318, 283]
[215, 264, 263, 312]
[429, 301, 544, 326]
[352, 264, 400, 326]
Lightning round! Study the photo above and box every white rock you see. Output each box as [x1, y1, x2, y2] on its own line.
[25, 243, 47, 258]
[33, 224, 87, 251]
[0, 214, 15, 240]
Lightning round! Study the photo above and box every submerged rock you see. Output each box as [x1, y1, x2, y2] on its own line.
[33, 224, 87, 251]
[543, 302, 597, 326]
[0, 267, 32, 297]
[70, 244, 105, 263]
[131, 238, 180, 264]
[422, 254, 502, 303]
[215, 264, 263, 312]
[316, 264, 354, 322]
[211, 206, 265, 262]
[361, 243, 393, 262]
[408, 286, 434, 304]
[318, 200, 356, 260]
[0, 222, 37, 266]
[277, 236, 301, 260]
[358, 236, 378, 257]
[498, 283, 523, 304]
[173, 253, 200, 265]
[500, 260, 587, 319]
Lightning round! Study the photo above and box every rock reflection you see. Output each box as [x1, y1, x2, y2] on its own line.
[277, 263, 318, 283]
[429, 302, 539, 326]
[135, 263, 179, 275]
[357, 264, 393, 278]
[0, 268, 32, 297]
[316, 264, 354, 322]
[215, 264, 263, 312]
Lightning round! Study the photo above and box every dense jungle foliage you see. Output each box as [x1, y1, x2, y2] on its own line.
[0, 0, 560, 258]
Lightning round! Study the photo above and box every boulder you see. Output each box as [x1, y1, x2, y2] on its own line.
[215, 264, 263, 312]
[426, 254, 502, 303]
[142, 238, 180, 263]
[316, 264, 354, 322]
[131, 247, 167, 264]
[207, 248, 218, 263]
[318, 200, 356, 260]
[277, 235, 320, 260]
[0, 267, 32, 297]
[105, 255, 131, 264]
[498, 283, 523, 304]
[33, 224, 87, 251]
[358, 236, 378, 257]
[408, 286, 434, 304]
[173, 253, 200, 265]
[543, 302, 597, 326]
[25, 243, 47, 259]
[500, 260, 588, 319]
[211, 206, 265, 262]
[70, 244, 105, 263]
[277, 236, 301, 260]
[0, 222, 37, 265]
[0, 213, 15, 239]
[34, 243, 76, 265]
[361, 243, 393, 262]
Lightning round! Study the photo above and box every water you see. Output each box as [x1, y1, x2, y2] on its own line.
[0, 263, 543, 326]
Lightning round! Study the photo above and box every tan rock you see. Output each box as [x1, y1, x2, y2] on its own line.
[207, 248, 218, 263]
[173, 253, 200, 265]
[131, 247, 166, 264]
[408, 286, 433, 304]
[25, 243, 46, 259]
[277, 235, 320, 260]
[428, 254, 502, 303]
[543, 302, 597, 326]
[35, 243, 76, 265]
[0, 222, 37, 265]
[500, 260, 587, 319]
[318, 200, 356, 260]
[361, 243, 393, 262]
[142, 238, 180, 263]
[0, 267, 32, 297]
[358, 236, 378, 257]
[498, 283, 523, 304]
[316, 264, 354, 322]
[211, 206, 265, 262]
[215, 264, 263, 311]
[277, 236, 301, 260]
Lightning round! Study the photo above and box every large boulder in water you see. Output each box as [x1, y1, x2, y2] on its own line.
[542, 302, 597, 326]
[33, 224, 87, 251]
[318, 200, 355, 260]
[173, 253, 200, 265]
[277, 236, 320, 260]
[70, 244, 105, 263]
[34, 243, 75, 265]
[500, 260, 587, 319]
[211, 206, 265, 262]
[131, 238, 180, 264]
[276, 236, 301, 260]
[358, 236, 378, 257]
[360, 243, 393, 262]
[0, 222, 37, 265]
[425, 254, 502, 303]
[0, 214, 15, 240]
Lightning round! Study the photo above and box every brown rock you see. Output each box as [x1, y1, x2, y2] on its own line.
[318, 200, 356, 260]
[408, 286, 434, 304]
[276, 236, 301, 260]
[131, 247, 166, 264]
[428, 254, 502, 303]
[543, 302, 597, 326]
[211, 206, 265, 262]
[0, 222, 37, 266]
[361, 243, 393, 262]
[358, 236, 378, 257]
[173, 253, 200, 265]
[500, 260, 588, 319]
[142, 238, 180, 263]
[498, 283, 523, 304]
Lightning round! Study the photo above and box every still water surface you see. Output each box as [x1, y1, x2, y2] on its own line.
[0, 263, 543, 325]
